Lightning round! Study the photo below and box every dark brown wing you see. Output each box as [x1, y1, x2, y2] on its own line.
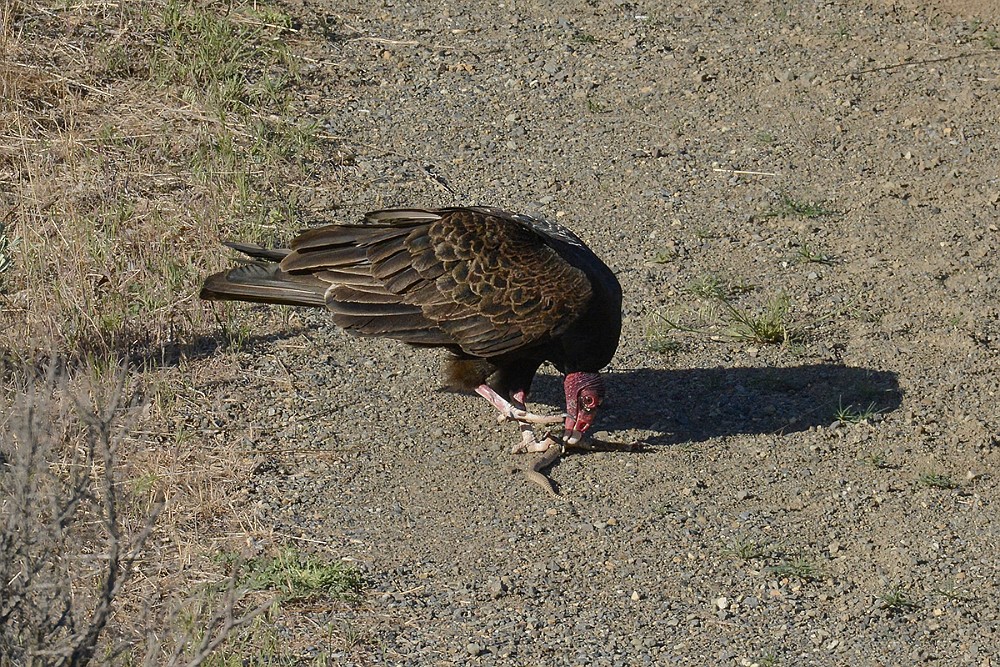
[280, 208, 593, 357]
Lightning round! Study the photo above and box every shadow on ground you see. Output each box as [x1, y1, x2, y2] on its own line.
[533, 364, 902, 446]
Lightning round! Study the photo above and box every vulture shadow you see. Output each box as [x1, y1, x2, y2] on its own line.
[532, 364, 902, 447]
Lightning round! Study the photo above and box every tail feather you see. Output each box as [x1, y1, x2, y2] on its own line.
[200, 262, 327, 307]
[222, 241, 291, 262]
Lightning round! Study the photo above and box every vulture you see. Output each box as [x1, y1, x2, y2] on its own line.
[200, 206, 622, 453]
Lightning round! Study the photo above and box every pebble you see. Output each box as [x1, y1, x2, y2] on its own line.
[144, 2, 1000, 666]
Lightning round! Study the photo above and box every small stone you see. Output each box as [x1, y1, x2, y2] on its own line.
[487, 578, 507, 597]
[631, 590, 642, 601]
[715, 596, 729, 610]
[466, 643, 484, 656]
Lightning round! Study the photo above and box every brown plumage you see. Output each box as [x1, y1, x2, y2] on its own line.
[201, 206, 622, 449]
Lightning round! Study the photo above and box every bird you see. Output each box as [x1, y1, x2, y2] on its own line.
[200, 206, 622, 453]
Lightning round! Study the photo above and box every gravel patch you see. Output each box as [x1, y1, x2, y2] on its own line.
[191, 0, 1000, 663]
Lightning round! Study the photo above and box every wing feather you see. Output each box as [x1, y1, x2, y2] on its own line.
[265, 208, 593, 358]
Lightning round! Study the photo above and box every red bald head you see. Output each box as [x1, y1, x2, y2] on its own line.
[563, 372, 605, 441]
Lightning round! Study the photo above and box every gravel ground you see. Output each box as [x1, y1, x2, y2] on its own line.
[190, 0, 999, 664]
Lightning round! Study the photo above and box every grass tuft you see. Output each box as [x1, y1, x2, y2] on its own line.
[765, 557, 823, 582]
[878, 588, 922, 614]
[239, 548, 366, 602]
[572, 31, 600, 44]
[684, 273, 756, 300]
[917, 472, 959, 490]
[724, 537, 774, 561]
[860, 450, 893, 469]
[793, 242, 837, 265]
[723, 293, 796, 345]
[836, 400, 882, 424]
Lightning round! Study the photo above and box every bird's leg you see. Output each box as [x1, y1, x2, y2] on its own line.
[510, 390, 562, 453]
[474, 385, 565, 424]
[475, 384, 564, 453]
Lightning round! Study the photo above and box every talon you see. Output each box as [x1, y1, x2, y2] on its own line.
[508, 407, 566, 425]
[511, 431, 559, 454]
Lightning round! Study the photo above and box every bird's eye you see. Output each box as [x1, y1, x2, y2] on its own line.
[581, 395, 598, 410]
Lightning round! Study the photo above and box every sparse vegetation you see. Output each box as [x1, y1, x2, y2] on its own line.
[0, 2, 341, 662]
[836, 400, 882, 424]
[0, 366, 269, 664]
[646, 324, 684, 355]
[723, 293, 796, 345]
[931, 583, 976, 602]
[1, 0, 308, 364]
[756, 653, 781, 667]
[917, 472, 959, 490]
[237, 548, 366, 602]
[684, 273, 756, 300]
[650, 249, 678, 264]
[792, 242, 837, 266]
[878, 588, 922, 614]
[860, 449, 893, 469]
[725, 537, 774, 561]
[573, 31, 600, 44]
[649, 290, 801, 351]
[586, 97, 611, 113]
[754, 130, 777, 145]
[766, 557, 823, 582]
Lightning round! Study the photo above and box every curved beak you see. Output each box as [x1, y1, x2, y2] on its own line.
[564, 409, 596, 445]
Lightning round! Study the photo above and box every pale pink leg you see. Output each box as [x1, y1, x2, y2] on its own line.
[475, 384, 564, 453]
[474, 384, 565, 425]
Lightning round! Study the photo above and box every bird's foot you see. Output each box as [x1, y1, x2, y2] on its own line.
[496, 407, 566, 425]
[476, 383, 565, 426]
[510, 429, 561, 454]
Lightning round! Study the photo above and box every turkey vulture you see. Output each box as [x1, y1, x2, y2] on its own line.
[200, 207, 622, 452]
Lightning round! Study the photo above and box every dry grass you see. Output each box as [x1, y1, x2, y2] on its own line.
[0, 0, 315, 365]
[0, 365, 273, 664]
[1, 1, 346, 662]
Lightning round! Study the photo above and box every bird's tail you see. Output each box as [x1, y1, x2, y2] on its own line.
[200, 242, 328, 307]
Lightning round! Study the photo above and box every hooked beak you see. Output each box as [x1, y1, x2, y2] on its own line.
[564, 409, 596, 445]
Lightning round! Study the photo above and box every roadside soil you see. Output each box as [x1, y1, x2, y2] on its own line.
[184, 0, 999, 664]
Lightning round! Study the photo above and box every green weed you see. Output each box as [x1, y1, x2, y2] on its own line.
[685, 274, 756, 300]
[917, 472, 959, 490]
[860, 450, 892, 469]
[754, 131, 776, 145]
[878, 588, 921, 614]
[793, 242, 837, 265]
[240, 548, 365, 602]
[725, 537, 773, 561]
[766, 557, 822, 582]
[723, 293, 795, 345]
[836, 400, 881, 424]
